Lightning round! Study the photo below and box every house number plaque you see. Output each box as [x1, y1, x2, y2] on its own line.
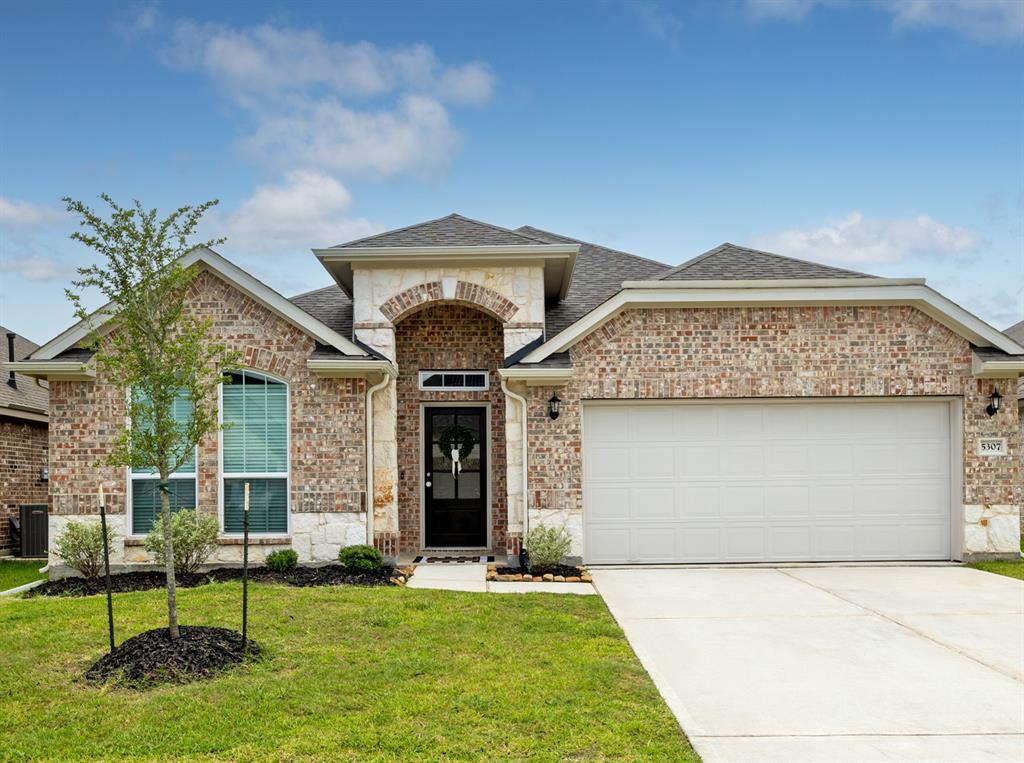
[976, 438, 1008, 457]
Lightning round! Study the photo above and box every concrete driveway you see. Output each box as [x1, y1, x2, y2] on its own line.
[593, 566, 1024, 763]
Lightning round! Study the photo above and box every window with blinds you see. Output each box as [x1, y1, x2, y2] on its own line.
[130, 391, 197, 535]
[222, 371, 288, 534]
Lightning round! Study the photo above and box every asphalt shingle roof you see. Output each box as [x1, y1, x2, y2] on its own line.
[659, 243, 872, 281]
[331, 213, 549, 249]
[515, 226, 670, 337]
[289, 285, 354, 338]
[0, 326, 48, 416]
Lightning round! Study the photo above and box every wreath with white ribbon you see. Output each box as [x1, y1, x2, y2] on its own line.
[438, 424, 476, 476]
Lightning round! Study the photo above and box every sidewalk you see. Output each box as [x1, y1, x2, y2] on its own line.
[406, 563, 596, 595]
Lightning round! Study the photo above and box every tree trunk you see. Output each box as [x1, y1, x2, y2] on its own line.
[160, 472, 180, 640]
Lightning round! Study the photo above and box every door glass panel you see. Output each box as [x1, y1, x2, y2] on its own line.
[432, 443, 453, 471]
[457, 412, 482, 434]
[460, 443, 481, 470]
[458, 472, 481, 499]
[431, 413, 454, 432]
[432, 472, 455, 499]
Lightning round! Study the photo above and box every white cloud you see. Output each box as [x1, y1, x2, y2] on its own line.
[0, 254, 75, 282]
[114, 2, 159, 40]
[216, 170, 378, 252]
[0, 197, 64, 229]
[740, 0, 1023, 43]
[632, 2, 684, 45]
[750, 211, 981, 264]
[161, 21, 495, 106]
[241, 95, 458, 179]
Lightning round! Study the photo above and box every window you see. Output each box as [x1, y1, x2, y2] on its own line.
[418, 370, 489, 391]
[221, 371, 288, 534]
[130, 391, 197, 535]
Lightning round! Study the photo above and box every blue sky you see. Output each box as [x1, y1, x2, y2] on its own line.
[1, 0, 1022, 342]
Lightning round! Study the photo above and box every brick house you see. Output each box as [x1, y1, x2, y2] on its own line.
[1, 327, 48, 555]
[1005, 320, 1024, 416]
[14, 214, 1024, 572]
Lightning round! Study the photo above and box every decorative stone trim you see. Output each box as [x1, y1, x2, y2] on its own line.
[454, 281, 518, 322]
[380, 282, 444, 322]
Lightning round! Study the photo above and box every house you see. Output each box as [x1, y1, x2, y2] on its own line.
[14, 214, 1024, 572]
[0, 327, 48, 555]
[1005, 320, 1024, 415]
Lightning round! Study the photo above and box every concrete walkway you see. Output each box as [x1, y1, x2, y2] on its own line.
[406, 563, 596, 594]
[593, 566, 1024, 763]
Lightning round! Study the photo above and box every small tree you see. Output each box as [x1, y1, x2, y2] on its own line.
[64, 194, 240, 639]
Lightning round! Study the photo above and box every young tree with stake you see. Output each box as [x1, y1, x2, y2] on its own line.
[64, 194, 240, 640]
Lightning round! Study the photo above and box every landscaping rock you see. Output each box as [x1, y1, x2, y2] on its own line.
[523, 574, 532, 581]
[542, 573, 554, 582]
[554, 575, 565, 583]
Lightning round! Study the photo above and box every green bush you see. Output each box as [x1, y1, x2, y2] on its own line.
[54, 520, 115, 579]
[144, 509, 219, 574]
[338, 544, 383, 574]
[525, 524, 572, 569]
[265, 548, 299, 573]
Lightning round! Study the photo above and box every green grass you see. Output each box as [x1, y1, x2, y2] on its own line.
[0, 583, 698, 762]
[968, 537, 1024, 581]
[0, 559, 46, 592]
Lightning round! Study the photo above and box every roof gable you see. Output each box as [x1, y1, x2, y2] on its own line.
[660, 243, 872, 281]
[332, 213, 548, 249]
[0, 326, 48, 417]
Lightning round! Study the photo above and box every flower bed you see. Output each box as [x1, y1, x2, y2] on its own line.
[28, 564, 415, 598]
[487, 564, 592, 583]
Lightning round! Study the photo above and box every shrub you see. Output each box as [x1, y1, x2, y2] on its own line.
[54, 520, 115, 579]
[145, 509, 219, 574]
[338, 544, 383, 574]
[265, 548, 298, 573]
[524, 524, 572, 569]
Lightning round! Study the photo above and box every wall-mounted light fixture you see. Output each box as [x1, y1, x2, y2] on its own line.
[548, 393, 561, 421]
[986, 387, 1002, 417]
[39, 467, 49, 482]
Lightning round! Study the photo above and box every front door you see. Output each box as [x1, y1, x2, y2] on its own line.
[424, 406, 487, 548]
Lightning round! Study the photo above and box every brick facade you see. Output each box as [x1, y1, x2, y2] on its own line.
[519, 305, 1020, 558]
[394, 303, 507, 552]
[47, 269, 368, 568]
[0, 416, 48, 553]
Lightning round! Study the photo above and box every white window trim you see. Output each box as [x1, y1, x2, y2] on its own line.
[124, 390, 199, 540]
[217, 369, 292, 537]
[418, 370, 490, 392]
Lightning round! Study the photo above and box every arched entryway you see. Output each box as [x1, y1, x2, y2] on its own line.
[393, 303, 507, 553]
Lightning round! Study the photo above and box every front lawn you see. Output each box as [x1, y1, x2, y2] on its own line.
[0, 582, 697, 762]
[0, 559, 46, 592]
[968, 538, 1024, 581]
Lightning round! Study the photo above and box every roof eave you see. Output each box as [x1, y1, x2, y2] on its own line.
[971, 355, 1024, 379]
[306, 358, 397, 381]
[11, 359, 96, 381]
[496, 367, 573, 386]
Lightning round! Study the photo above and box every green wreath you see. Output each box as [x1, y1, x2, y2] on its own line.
[438, 424, 476, 463]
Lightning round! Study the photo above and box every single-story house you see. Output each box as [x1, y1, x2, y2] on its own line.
[14, 214, 1024, 571]
[0, 327, 49, 555]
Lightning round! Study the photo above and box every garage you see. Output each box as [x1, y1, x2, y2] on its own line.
[582, 400, 955, 564]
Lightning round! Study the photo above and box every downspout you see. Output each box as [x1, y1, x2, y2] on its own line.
[365, 371, 394, 546]
[500, 377, 530, 546]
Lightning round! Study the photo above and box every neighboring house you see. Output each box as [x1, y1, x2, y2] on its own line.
[0, 327, 48, 555]
[14, 214, 1024, 572]
[1005, 320, 1024, 414]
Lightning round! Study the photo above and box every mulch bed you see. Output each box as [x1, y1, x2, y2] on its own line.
[490, 564, 591, 583]
[86, 625, 258, 686]
[28, 565, 413, 598]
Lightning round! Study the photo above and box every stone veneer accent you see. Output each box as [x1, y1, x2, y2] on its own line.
[517, 305, 1021, 560]
[46, 270, 368, 573]
[0, 416, 48, 553]
[394, 304, 508, 553]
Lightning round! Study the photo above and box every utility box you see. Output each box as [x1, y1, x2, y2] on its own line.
[18, 505, 48, 558]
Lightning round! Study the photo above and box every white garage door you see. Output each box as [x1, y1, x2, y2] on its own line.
[583, 401, 953, 564]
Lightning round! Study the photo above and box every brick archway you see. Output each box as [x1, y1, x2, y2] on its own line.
[380, 281, 518, 324]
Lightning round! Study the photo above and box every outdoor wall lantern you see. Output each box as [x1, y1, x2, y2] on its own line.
[986, 387, 1001, 417]
[548, 393, 561, 420]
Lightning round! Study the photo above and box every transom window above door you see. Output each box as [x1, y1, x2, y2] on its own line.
[418, 371, 489, 391]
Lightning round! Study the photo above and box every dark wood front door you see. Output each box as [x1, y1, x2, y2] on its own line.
[424, 406, 487, 548]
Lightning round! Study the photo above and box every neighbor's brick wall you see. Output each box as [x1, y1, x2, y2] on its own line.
[47, 270, 367, 534]
[395, 303, 507, 552]
[523, 305, 1020, 516]
[0, 416, 48, 552]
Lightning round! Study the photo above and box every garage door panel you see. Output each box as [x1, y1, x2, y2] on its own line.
[583, 401, 953, 564]
[585, 446, 631, 480]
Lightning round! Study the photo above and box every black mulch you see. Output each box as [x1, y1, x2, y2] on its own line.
[28, 564, 409, 598]
[494, 564, 587, 578]
[86, 625, 259, 686]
